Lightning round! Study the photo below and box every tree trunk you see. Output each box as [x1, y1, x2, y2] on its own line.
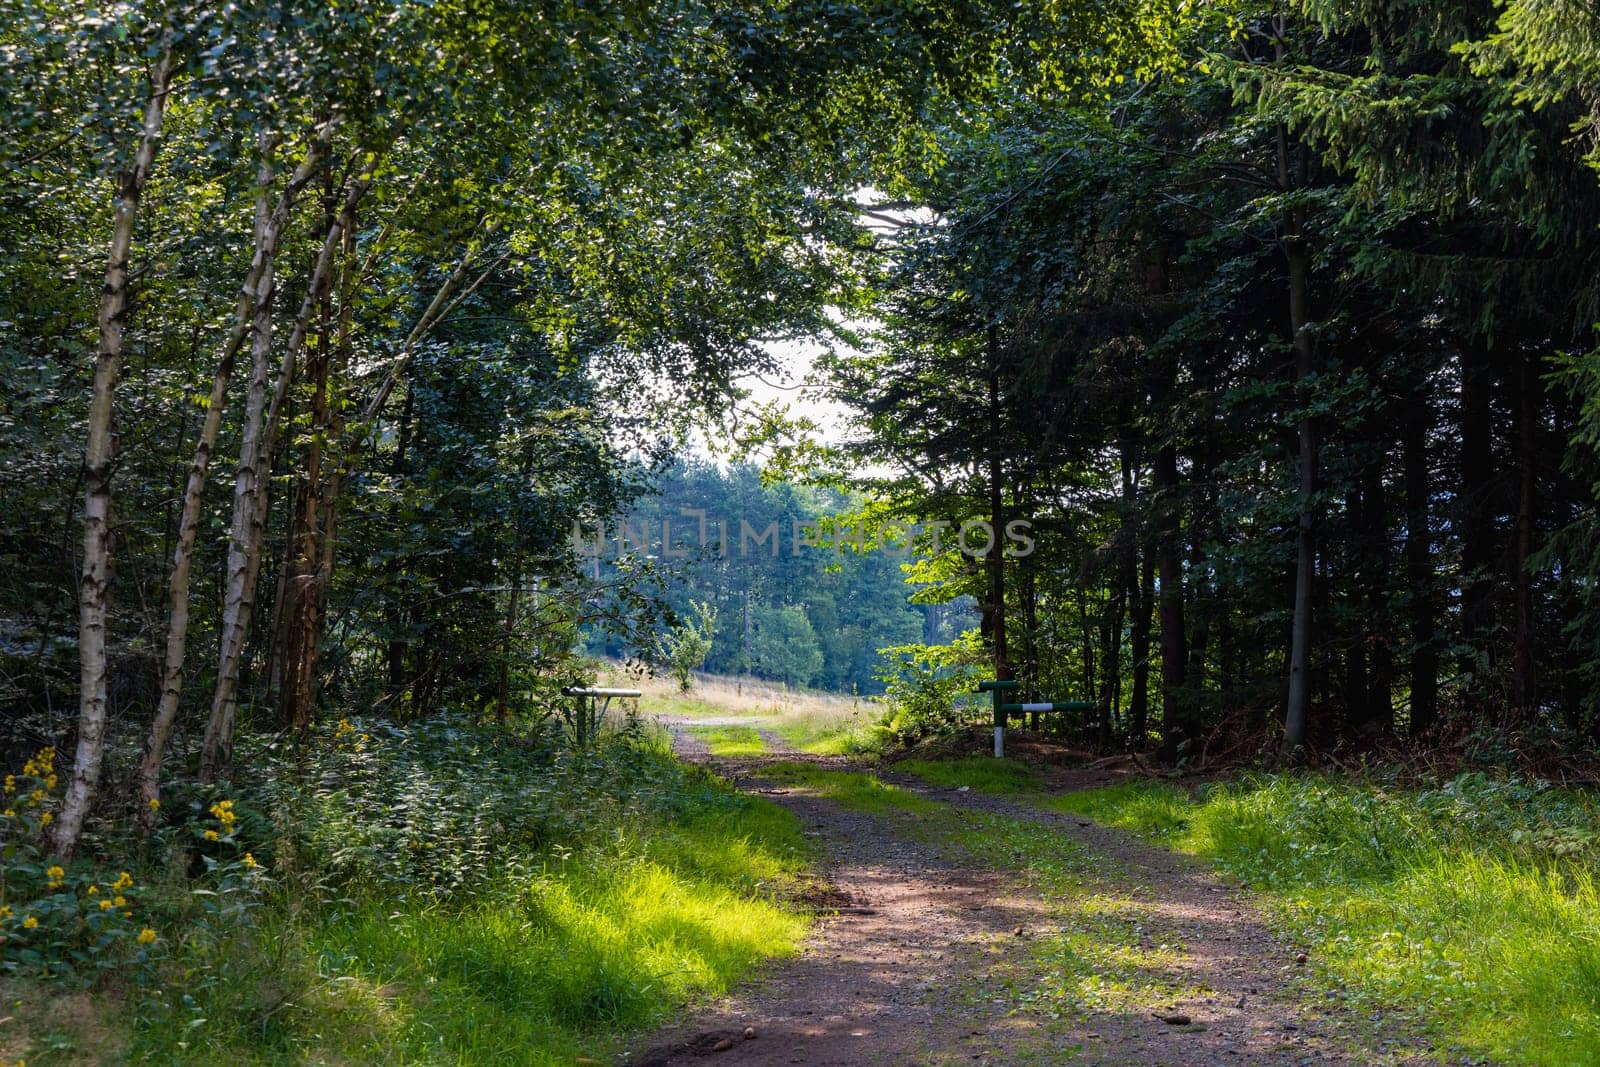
[137, 126, 331, 830]
[986, 329, 1010, 682]
[496, 553, 525, 725]
[1458, 337, 1496, 698]
[1101, 578, 1124, 749]
[1513, 348, 1540, 722]
[279, 178, 342, 739]
[1154, 439, 1187, 755]
[1282, 235, 1317, 756]
[54, 48, 173, 859]
[1116, 436, 1140, 745]
[201, 175, 369, 780]
[1363, 459, 1395, 736]
[301, 212, 360, 726]
[1130, 544, 1154, 745]
[1403, 376, 1438, 737]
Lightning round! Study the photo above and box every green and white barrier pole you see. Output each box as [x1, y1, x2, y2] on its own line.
[977, 679, 1018, 757]
[975, 679, 1094, 757]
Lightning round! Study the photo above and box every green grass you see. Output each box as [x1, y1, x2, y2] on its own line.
[761, 763, 940, 815]
[769, 714, 881, 756]
[896, 756, 1041, 794]
[111, 794, 812, 1066]
[6, 726, 816, 1067]
[685, 724, 767, 756]
[1048, 773, 1600, 1065]
[646, 693, 764, 718]
[938, 809, 1201, 1021]
[280, 799, 811, 1064]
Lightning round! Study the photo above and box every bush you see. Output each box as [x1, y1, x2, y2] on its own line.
[240, 712, 694, 900]
[873, 630, 985, 744]
[660, 601, 718, 691]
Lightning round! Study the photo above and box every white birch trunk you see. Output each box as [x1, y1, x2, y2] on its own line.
[136, 126, 333, 827]
[53, 48, 174, 858]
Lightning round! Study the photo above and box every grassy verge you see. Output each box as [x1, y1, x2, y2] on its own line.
[895, 756, 1041, 794]
[1, 722, 815, 1066]
[685, 724, 767, 756]
[1048, 773, 1600, 1065]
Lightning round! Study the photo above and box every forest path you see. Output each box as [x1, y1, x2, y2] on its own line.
[631, 741, 1444, 1066]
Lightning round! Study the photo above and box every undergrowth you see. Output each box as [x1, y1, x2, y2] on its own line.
[1050, 772, 1600, 1065]
[1, 714, 814, 1065]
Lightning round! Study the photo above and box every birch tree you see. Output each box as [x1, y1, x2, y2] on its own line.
[53, 42, 175, 858]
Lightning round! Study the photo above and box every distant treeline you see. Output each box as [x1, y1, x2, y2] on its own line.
[585, 461, 972, 693]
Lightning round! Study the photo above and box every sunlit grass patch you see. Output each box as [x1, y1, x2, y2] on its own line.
[897, 756, 1041, 794]
[686, 724, 767, 756]
[770, 711, 882, 756]
[313, 840, 808, 1063]
[761, 763, 940, 814]
[54, 729, 819, 1067]
[648, 693, 766, 719]
[141, 797, 807, 1065]
[937, 809, 1197, 1020]
[1050, 773, 1600, 1065]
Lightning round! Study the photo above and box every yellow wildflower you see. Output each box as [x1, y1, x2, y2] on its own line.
[20, 916, 37, 930]
[147, 797, 160, 811]
[242, 853, 258, 869]
[112, 871, 133, 891]
[3, 775, 12, 792]
[44, 776, 56, 790]
[98, 900, 113, 911]
[46, 865, 63, 881]
[0, 906, 10, 919]
[38, 813, 51, 827]
[113, 896, 126, 908]
[204, 830, 219, 842]
[86, 885, 98, 895]
[1, 810, 11, 819]
[136, 928, 157, 945]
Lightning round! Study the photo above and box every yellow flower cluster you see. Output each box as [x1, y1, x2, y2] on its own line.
[20, 747, 54, 780]
[209, 799, 237, 832]
[242, 852, 258, 869]
[45, 865, 64, 890]
[136, 928, 157, 945]
[112, 871, 134, 892]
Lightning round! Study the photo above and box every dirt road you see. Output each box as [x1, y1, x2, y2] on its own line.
[633, 729, 1441, 1066]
